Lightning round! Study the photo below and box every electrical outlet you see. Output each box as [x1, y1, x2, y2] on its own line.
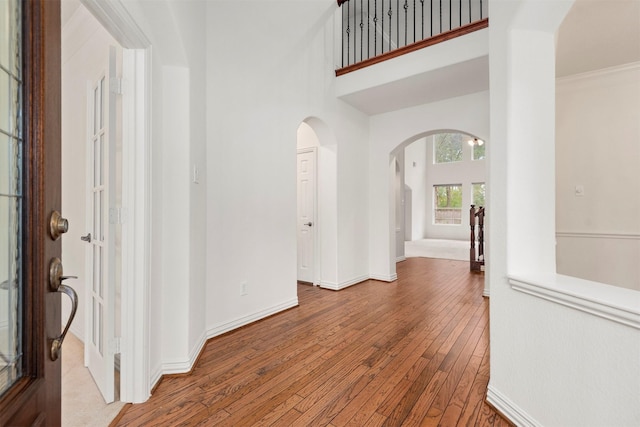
[241, 281, 248, 296]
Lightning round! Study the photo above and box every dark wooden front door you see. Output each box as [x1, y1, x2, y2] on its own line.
[0, 0, 64, 425]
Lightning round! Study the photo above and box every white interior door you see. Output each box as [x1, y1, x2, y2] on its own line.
[297, 149, 317, 283]
[84, 46, 117, 403]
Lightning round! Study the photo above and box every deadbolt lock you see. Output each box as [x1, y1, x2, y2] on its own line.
[49, 210, 69, 240]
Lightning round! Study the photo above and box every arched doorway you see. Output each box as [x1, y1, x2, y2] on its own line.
[296, 118, 338, 288]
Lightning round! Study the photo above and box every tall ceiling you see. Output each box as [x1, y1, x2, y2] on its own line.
[556, 0, 640, 77]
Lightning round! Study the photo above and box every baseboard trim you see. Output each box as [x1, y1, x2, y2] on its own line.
[369, 273, 398, 282]
[396, 256, 406, 263]
[486, 384, 540, 427]
[159, 330, 208, 375]
[149, 364, 163, 393]
[150, 298, 299, 393]
[207, 298, 299, 339]
[320, 275, 369, 291]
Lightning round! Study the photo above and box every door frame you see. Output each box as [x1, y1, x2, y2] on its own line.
[81, 0, 151, 403]
[296, 147, 319, 286]
[0, 0, 63, 423]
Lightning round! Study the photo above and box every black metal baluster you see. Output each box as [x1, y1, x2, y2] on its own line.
[342, 3, 345, 67]
[353, 0, 356, 64]
[397, 0, 400, 48]
[367, 0, 371, 59]
[346, 1, 351, 65]
[404, 0, 408, 46]
[360, 0, 363, 62]
[374, 0, 378, 55]
[449, 0, 452, 30]
[439, 0, 442, 34]
[421, 0, 424, 40]
[468, 0, 471, 24]
[430, 0, 433, 36]
[413, 0, 416, 43]
[388, 1, 393, 52]
[459, 0, 462, 27]
[480, 0, 483, 19]
[381, 0, 384, 53]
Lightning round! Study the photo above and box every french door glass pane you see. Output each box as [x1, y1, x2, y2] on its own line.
[0, 0, 23, 397]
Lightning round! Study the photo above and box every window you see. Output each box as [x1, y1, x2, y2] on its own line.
[472, 142, 485, 160]
[473, 183, 485, 207]
[434, 133, 464, 163]
[434, 184, 462, 224]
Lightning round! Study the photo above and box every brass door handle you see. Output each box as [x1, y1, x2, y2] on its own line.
[49, 257, 78, 361]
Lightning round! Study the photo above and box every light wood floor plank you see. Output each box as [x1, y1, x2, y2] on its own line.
[115, 258, 509, 426]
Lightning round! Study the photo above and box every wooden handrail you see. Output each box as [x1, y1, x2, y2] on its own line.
[336, 18, 489, 77]
[337, 0, 348, 5]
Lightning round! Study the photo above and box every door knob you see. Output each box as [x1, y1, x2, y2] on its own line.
[305, 222, 313, 227]
[48, 257, 78, 361]
[80, 233, 92, 243]
[49, 210, 69, 240]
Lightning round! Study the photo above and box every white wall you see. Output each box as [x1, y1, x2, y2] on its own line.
[393, 154, 405, 261]
[487, 1, 640, 425]
[404, 138, 427, 240]
[369, 91, 489, 281]
[556, 64, 640, 291]
[117, 0, 208, 384]
[205, 1, 370, 319]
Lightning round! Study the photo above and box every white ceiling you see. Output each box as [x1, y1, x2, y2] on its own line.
[337, 56, 489, 115]
[556, 0, 640, 77]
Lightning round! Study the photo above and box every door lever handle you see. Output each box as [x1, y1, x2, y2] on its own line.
[48, 258, 78, 361]
[304, 222, 313, 227]
[80, 233, 92, 243]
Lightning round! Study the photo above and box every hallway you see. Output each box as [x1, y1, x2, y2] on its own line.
[115, 258, 506, 426]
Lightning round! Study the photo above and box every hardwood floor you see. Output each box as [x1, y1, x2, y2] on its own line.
[115, 258, 510, 426]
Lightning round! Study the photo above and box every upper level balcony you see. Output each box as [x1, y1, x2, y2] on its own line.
[335, 0, 489, 115]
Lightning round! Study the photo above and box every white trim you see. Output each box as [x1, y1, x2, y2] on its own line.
[556, 61, 640, 84]
[396, 256, 406, 262]
[81, 0, 150, 49]
[149, 364, 162, 395]
[206, 298, 299, 339]
[159, 330, 207, 375]
[79, 0, 152, 406]
[556, 231, 640, 240]
[486, 384, 541, 427]
[119, 47, 152, 403]
[482, 288, 490, 298]
[509, 273, 640, 330]
[147, 298, 299, 391]
[320, 275, 369, 291]
[369, 273, 398, 282]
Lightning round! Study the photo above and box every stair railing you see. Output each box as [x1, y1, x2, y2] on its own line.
[469, 204, 484, 272]
[336, 0, 488, 75]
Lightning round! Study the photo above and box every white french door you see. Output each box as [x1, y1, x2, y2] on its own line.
[297, 148, 317, 283]
[84, 46, 117, 403]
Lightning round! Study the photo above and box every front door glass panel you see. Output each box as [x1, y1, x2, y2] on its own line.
[0, 0, 23, 397]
